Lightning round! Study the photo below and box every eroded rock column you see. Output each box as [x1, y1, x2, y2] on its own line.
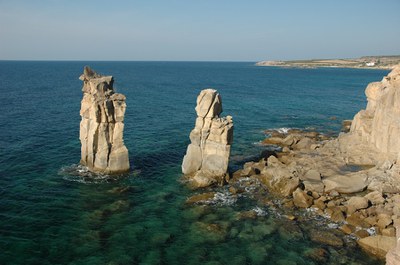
[79, 66, 130, 174]
[182, 89, 233, 188]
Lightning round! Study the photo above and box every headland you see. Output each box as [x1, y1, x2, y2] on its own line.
[256, 55, 400, 70]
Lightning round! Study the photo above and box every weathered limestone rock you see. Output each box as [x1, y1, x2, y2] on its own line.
[386, 225, 400, 265]
[293, 188, 313, 208]
[79, 66, 130, 174]
[346, 196, 369, 215]
[182, 89, 233, 188]
[344, 65, 400, 163]
[358, 235, 396, 259]
[323, 173, 368, 194]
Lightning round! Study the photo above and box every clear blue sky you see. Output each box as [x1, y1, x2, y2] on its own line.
[0, 0, 399, 61]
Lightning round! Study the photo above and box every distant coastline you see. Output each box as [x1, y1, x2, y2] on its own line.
[255, 55, 400, 70]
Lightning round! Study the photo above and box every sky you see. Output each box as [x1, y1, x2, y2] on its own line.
[0, 0, 399, 61]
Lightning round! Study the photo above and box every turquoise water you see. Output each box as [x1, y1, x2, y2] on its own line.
[0, 62, 387, 264]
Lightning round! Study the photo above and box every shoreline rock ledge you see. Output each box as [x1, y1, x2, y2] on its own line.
[226, 65, 400, 263]
[79, 66, 130, 174]
[182, 89, 233, 188]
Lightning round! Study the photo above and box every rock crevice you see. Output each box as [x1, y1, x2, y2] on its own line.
[79, 66, 130, 174]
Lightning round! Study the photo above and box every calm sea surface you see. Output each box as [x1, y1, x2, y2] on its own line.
[0, 62, 388, 264]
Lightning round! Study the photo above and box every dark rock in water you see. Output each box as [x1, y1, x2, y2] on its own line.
[186, 192, 215, 204]
[190, 221, 228, 243]
[106, 200, 130, 213]
[107, 186, 134, 194]
[309, 229, 344, 248]
[236, 210, 258, 220]
[303, 247, 329, 263]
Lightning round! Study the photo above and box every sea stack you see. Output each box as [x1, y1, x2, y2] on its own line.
[182, 89, 233, 188]
[79, 66, 130, 174]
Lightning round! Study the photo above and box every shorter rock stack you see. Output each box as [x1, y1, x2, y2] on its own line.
[79, 66, 130, 174]
[182, 89, 233, 188]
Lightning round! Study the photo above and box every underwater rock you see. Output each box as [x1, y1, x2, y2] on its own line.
[182, 89, 233, 188]
[79, 66, 130, 174]
[186, 192, 215, 204]
[309, 229, 344, 248]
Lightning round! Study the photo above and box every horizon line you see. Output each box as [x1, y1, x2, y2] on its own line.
[1, 54, 399, 63]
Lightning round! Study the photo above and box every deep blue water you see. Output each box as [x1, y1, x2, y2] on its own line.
[0, 61, 388, 265]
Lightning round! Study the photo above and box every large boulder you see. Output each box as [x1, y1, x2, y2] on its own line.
[79, 66, 130, 174]
[386, 225, 400, 265]
[346, 196, 369, 214]
[182, 89, 233, 188]
[357, 235, 396, 259]
[323, 173, 368, 194]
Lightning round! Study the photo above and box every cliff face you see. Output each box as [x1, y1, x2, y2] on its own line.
[340, 65, 400, 164]
[182, 89, 233, 188]
[79, 66, 130, 174]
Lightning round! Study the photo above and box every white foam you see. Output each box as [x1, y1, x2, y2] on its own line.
[276, 127, 291, 134]
[366, 227, 376, 236]
[327, 223, 339, 229]
[202, 191, 237, 206]
[253, 206, 268, 216]
[58, 164, 119, 184]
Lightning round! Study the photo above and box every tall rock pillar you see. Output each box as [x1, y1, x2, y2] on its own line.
[79, 66, 130, 174]
[182, 89, 233, 188]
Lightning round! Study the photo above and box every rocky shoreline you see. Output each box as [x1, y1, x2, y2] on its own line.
[184, 65, 400, 263]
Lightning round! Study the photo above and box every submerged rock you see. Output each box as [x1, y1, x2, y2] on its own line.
[79, 66, 130, 174]
[182, 89, 233, 188]
[309, 229, 344, 248]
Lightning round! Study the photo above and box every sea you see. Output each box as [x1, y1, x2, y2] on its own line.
[0, 61, 389, 265]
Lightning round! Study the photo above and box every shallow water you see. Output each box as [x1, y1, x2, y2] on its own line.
[0, 61, 387, 264]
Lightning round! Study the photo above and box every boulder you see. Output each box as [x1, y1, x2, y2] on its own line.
[386, 225, 400, 265]
[323, 173, 368, 194]
[357, 235, 396, 259]
[292, 188, 313, 208]
[309, 229, 343, 247]
[301, 169, 321, 181]
[303, 180, 324, 193]
[293, 137, 313, 150]
[364, 191, 385, 205]
[377, 214, 393, 230]
[79, 66, 130, 174]
[182, 89, 233, 188]
[346, 196, 369, 214]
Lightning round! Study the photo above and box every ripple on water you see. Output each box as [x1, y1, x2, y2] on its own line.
[58, 164, 139, 184]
